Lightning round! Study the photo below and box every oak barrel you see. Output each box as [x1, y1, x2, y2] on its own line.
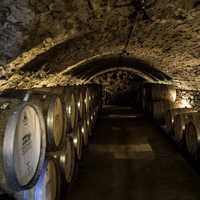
[143, 83, 176, 102]
[64, 87, 78, 132]
[73, 86, 84, 122]
[173, 112, 197, 143]
[0, 89, 65, 151]
[185, 112, 200, 159]
[82, 86, 93, 116]
[164, 108, 195, 135]
[15, 157, 61, 200]
[86, 114, 93, 136]
[32, 86, 78, 133]
[70, 123, 83, 160]
[81, 119, 89, 146]
[0, 99, 46, 191]
[150, 100, 174, 124]
[27, 92, 65, 151]
[53, 136, 75, 184]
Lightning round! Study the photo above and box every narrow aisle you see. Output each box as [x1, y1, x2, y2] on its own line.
[65, 106, 200, 200]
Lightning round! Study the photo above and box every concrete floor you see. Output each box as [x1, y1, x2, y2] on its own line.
[65, 106, 200, 200]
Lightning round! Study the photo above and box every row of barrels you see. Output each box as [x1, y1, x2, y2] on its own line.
[139, 82, 200, 161]
[0, 84, 102, 199]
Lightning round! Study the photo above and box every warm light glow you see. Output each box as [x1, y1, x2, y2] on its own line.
[179, 98, 192, 108]
[73, 138, 78, 145]
[60, 155, 66, 163]
[81, 127, 85, 134]
[172, 92, 176, 102]
[77, 102, 81, 108]
[68, 106, 71, 115]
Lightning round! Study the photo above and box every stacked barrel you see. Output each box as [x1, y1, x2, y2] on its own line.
[0, 84, 102, 199]
[141, 82, 176, 124]
[140, 82, 200, 161]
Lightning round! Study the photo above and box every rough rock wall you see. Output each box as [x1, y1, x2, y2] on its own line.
[175, 89, 200, 111]
[0, 0, 200, 90]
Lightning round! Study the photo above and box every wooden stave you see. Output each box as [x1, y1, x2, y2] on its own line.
[0, 98, 22, 193]
[173, 110, 198, 143]
[91, 106, 99, 128]
[52, 136, 75, 185]
[70, 123, 83, 161]
[63, 87, 78, 133]
[173, 113, 188, 143]
[150, 100, 174, 124]
[0, 89, 65, 151]
[82, 86, 93, 117]
[15, 157, 61, 200]
[71, 86, 84, 122]
[143, 83, 176, 102]
[0, 99, 46, 192]
[86, 113, 93, 136]
[87, 84, 101, 110]
[165, 108, 195, 135]
[27, 92, 65, 151]
[185, 113, 200, 159]
[86, 87, 94, 114]
[81, 118, 89, 146]
[31, 86, 78, 133]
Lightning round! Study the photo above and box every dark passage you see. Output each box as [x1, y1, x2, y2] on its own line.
[65, 106, 200, 200]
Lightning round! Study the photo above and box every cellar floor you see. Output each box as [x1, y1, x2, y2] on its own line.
[65, 106, 200, 200]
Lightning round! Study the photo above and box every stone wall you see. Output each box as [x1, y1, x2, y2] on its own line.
[0, 0, 200, 92]
[175, 89, 200, 111]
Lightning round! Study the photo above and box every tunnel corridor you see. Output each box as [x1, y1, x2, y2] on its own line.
[0, 1, 200, 198]
[65, 106, 200, 200]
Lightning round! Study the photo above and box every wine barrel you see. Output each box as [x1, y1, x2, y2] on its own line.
[173, 112, 197, 143]
[0, 99, 46, 192]
[74, 86, 84, 122]
[165, 108, 195, 135]
[90, 113, 95, 129]
[86, 114, 93, 136]
[64, 87, 78, 132]
[27, 92, 65, 151]
[32, 86, 78, 133]
[91, 107, 98, 128]
[150, 100, 174, 124]
[185, 112, 200, 159]
[70, 123, 83, 160]
[83, 86, 93, 116]
[88, 84, 102, 109]
[81, 119, 89, 146]
[15, 157, 61, 200]
[0, 89, 65, 151]
[52, 136, 75, 185]
[143, 83, 176, 102]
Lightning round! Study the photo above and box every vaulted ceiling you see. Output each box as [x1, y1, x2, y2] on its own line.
[0, 0, 200, 90]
